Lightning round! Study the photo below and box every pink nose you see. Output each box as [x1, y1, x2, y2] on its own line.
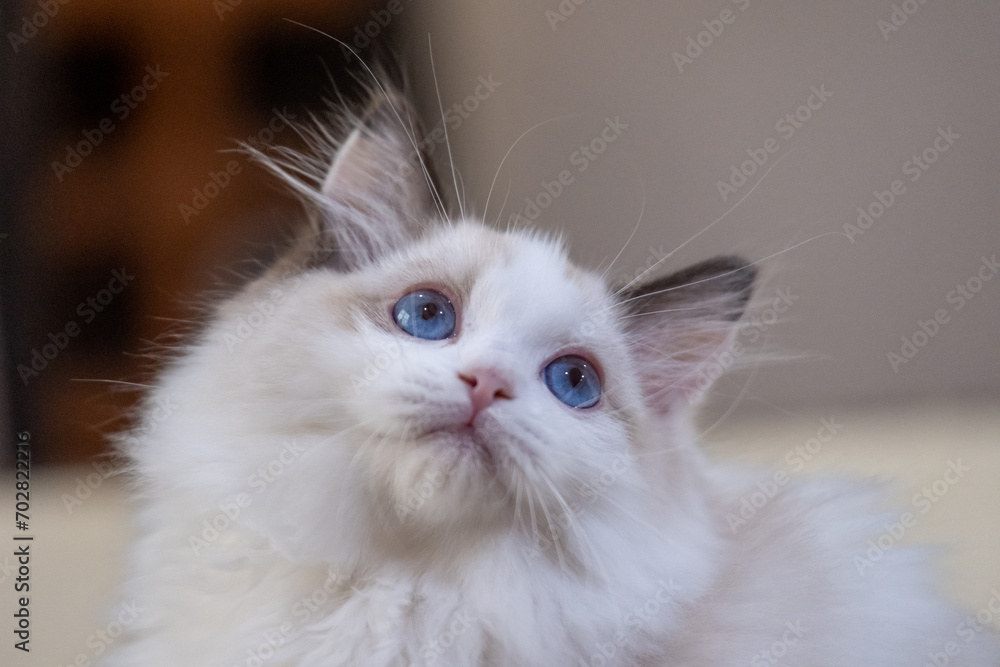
[458, 367, 513, 424]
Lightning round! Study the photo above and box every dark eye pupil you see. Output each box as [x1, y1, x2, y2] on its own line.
[421, 302, 438, 320]
[568, 367, 583, 387]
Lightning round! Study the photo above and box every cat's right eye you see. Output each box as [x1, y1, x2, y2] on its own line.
[392, 289, 456, 340]
[543, 355, 602, 409]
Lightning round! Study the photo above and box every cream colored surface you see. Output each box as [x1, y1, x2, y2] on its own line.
[700, 401, 1000, 609]
[2, 402, 997, 666]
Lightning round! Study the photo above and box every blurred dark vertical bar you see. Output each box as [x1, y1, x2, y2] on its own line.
[1, 0, 39, 465]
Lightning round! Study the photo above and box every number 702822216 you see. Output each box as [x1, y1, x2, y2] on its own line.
[14, 432, 30, 532]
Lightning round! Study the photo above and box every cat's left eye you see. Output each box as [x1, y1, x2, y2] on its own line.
[543, 355, 602, 409]
[392, 289, 456, 340]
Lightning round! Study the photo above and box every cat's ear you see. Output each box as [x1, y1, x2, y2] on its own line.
[618, 256, 756, 414]
[317, 87, 444, 271]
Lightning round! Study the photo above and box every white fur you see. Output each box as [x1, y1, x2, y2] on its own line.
[104, 89, 1000, 666]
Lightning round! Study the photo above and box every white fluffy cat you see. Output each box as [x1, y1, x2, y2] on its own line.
[105, 84, 1000, 666]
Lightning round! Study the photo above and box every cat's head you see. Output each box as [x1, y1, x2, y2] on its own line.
[143, 86, 755, 567]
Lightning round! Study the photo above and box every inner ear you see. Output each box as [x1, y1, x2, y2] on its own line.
[321, 89, 445, 223]
[290, 84, 448, 273]
[618, 256, 757, 411]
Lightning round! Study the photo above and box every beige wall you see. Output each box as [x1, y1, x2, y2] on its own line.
[399, 0, 1000, 410]
[398, 0, 1000, 404]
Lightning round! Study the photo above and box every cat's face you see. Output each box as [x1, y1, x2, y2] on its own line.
[163, 87, 754, 566]
[231, 222, 641, 545]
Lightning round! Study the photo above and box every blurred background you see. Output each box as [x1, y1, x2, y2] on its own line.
[1, 0, 998, 665]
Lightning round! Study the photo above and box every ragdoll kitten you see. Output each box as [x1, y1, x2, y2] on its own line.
[106, 85, 1000, 666]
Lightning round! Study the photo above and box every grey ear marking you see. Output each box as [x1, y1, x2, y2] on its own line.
[618, 256, 757, 411]
[620, 256, 756, 322]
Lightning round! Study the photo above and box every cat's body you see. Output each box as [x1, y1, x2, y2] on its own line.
[105, 85, 1000, 666]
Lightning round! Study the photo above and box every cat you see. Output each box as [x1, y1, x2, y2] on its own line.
[104, 82, 1000, 666]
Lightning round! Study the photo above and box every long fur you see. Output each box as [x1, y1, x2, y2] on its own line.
[103, 80, 1000, 666]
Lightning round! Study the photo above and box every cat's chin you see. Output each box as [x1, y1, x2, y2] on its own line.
[362, 418, 519, 534]
[419, 424, 498, 475]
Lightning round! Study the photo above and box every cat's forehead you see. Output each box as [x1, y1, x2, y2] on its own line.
[353, 222, 615, 347]
[391, 222, 607, 310]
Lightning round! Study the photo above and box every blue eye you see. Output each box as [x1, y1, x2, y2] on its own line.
[542, 355, 601, 409]
[392, 290, 456, 340]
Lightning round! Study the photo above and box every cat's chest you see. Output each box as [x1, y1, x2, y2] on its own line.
[293, 565, 611, 667]
[286, 572, 482, 666]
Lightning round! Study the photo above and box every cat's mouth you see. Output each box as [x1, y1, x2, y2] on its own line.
[416, 421, 499, 474]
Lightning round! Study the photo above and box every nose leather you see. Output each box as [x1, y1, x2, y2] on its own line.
[458, 367, 513, 424]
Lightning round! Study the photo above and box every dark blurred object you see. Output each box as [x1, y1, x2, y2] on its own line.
[2, 0, 392, 464]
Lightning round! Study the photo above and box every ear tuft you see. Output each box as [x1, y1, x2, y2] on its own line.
[252, 78, 446, 273]
[315, 85, 445, 271]
[618, 256, 757, 412]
